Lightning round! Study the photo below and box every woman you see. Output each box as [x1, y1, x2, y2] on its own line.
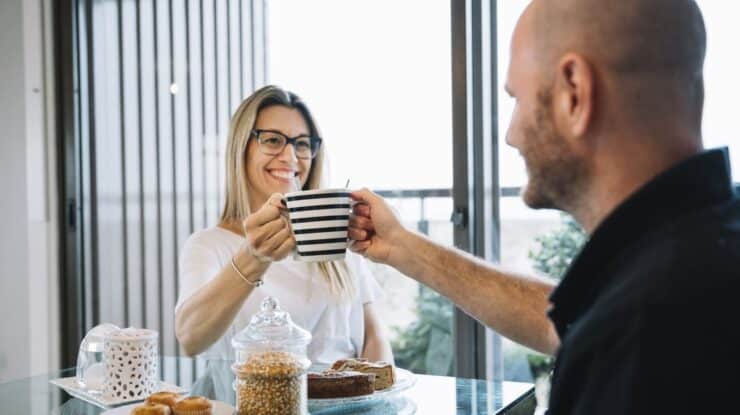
[175, 85, 393, 366]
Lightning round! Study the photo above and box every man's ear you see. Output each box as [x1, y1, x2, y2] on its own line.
[553, 53, 594, 140]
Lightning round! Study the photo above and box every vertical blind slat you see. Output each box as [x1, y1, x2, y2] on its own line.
[84, 0, 101, 328]
[135, 0, 148, 330]
[117, 0, 130, 328]
[73, 0, 89, 333]
[212, 0, 221, 216]
[121, 0, 143, 329]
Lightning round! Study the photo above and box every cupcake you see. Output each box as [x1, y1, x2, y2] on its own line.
[131, 402, 172, 415]
[172, 396, 212, 415]
[146, 391, 180, 408]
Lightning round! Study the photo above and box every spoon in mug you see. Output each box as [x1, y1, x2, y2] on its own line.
[294, 175, 302, 192]
[278, 174, 302, 213]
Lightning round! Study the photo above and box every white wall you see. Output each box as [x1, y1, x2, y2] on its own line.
[0, 0, 31, 384]
[0, 0, 59, 383]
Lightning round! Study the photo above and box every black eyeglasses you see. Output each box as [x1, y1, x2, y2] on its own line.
[251, 129, 322, 160]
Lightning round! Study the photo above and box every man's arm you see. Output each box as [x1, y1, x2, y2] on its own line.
[349, 188, 560, 355]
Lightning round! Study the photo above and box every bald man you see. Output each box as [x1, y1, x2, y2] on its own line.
[350, 0, 739, 413]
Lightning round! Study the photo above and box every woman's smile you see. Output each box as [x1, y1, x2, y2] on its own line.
[266, 167, 299, 184]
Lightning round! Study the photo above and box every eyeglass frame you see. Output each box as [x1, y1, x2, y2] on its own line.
[250, 129, 323, 160]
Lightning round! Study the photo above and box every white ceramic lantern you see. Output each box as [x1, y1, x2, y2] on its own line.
[102, 327, 159, 400]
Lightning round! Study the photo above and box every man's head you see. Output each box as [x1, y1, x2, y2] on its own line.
[505, 0, 706, 215]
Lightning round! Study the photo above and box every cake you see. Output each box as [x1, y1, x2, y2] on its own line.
[172, 396, 212, 415]
[307, 370, 376, 399]
[130, 403, 172, 415]
[146, 391, 179, 408]
[330, 358, 395, 390]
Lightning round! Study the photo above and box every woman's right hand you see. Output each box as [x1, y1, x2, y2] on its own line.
[242, 193, 295, 262]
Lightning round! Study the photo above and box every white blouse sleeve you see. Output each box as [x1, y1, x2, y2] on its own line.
[175, 233, 222, 313]
[347, 252, 385, 305]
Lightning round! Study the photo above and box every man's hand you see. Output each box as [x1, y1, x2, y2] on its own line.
[348, 188, 409, 265]
[242, 193, 295, 262]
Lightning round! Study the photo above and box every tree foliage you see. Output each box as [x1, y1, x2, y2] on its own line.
[525, 214, 587, 378]
[529, 214, 587, 280]
[391, 286, 454, 375]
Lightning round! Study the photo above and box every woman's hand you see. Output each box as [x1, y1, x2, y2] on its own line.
[242, 193, 295, 262]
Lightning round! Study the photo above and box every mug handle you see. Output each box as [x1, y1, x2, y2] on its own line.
[278, 196, 300, 258]
[347, 199, 361, 245]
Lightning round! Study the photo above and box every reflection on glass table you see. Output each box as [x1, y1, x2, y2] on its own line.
[0, 357, 533, 415]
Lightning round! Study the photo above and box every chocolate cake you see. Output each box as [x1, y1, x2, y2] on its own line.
[307, 370, 376, 399]
[330, 358, 396, 390]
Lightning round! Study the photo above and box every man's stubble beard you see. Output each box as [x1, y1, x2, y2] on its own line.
[520, 87, 590, 214]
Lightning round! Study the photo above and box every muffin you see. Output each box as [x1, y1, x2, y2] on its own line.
[146, 391, 180, 408]
[130, 402, 172, 415]
[172, 396, 212, 415]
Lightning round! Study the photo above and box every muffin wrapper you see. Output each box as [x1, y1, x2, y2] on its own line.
[174, 408, 211, 415]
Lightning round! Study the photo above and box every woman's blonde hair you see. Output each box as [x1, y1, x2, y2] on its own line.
[220, 85, 355, 299]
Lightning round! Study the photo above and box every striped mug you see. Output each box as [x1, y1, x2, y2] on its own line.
[284, 188, 351, 262]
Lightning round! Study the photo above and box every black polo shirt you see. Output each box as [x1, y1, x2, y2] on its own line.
[547, 148, 740, 414]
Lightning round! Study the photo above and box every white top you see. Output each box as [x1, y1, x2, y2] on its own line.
[176, 227, 383, 365]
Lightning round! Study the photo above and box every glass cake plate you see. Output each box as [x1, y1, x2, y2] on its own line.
[308, 366, 416, 413]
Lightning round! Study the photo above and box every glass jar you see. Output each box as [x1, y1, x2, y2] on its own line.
[75, 323, 120, 394]
[232, 297, 312, 415]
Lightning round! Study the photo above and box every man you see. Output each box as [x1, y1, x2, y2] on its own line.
[349, 0, 740, 413]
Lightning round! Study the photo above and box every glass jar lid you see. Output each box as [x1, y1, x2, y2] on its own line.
[79, 323, 120, 353]
[232, 297, 312, 350]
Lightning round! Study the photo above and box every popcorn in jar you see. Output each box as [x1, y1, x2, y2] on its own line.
[231, 297, 312, 415]
[234, 351, 307, 415]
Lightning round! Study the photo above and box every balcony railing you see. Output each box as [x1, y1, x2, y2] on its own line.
[376, 187, 521, 236]
[379, 184, 740, 236]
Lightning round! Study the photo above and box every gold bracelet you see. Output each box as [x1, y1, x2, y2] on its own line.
[231, 257, 263, 287]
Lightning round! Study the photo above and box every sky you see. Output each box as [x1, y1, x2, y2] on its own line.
[267, 0, 739, 219]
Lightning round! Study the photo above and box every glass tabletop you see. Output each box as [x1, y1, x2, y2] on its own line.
[0, 357, 533, 415]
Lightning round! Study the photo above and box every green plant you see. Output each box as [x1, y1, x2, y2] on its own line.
[525, 213, 587, 379]
[529, 214, 587, 280]
[391, 285, 454, 376]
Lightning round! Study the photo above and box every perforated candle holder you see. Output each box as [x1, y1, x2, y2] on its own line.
[102, 328, 159, 400]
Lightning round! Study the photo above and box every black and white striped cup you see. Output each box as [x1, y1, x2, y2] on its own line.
[284, 188, 351, 262]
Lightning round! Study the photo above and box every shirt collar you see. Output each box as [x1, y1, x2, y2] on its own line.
[548, 148, 736, 337]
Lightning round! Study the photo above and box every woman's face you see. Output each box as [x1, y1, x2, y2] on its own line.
[245, 105, 313, 207]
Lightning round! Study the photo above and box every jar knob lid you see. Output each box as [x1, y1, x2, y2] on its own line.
[231, 296, 311, 350]
[260, 296, 279, 312]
